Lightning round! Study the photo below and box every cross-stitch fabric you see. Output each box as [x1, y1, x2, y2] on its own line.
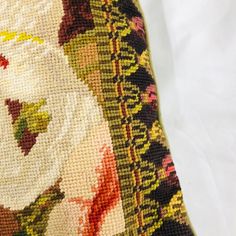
[0, 0, 195, 235]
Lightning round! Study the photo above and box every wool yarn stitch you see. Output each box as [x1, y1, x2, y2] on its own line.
[0, 0, 195, 235]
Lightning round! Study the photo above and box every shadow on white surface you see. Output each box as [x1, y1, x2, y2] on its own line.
[139, 0, 236, 235]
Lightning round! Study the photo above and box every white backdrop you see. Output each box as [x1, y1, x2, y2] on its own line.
[139, 1, 236, 236]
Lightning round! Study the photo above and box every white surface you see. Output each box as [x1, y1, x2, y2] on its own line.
[139, 1, 236, 236]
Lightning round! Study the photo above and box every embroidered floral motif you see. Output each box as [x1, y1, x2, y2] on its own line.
[5, 98, 51, 156]
[0, 54, 9, 69]
[0, 0, 194, 235]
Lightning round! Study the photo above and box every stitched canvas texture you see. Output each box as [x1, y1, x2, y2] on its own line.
[0, 0, 195, 235]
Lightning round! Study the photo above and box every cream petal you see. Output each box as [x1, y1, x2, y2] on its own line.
[0, 0, 64, 45]
[46, 200, 87, 236]
[60, 121, 113, 200]
[0, 41, 103, 210]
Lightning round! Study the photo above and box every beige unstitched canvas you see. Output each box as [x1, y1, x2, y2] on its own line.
[0, 0, 195, 235]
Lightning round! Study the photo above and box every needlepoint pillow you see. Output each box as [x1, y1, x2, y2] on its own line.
[0, 0, 195, 235]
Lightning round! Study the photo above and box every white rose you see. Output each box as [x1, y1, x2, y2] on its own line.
[0, 40, 103, 210]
